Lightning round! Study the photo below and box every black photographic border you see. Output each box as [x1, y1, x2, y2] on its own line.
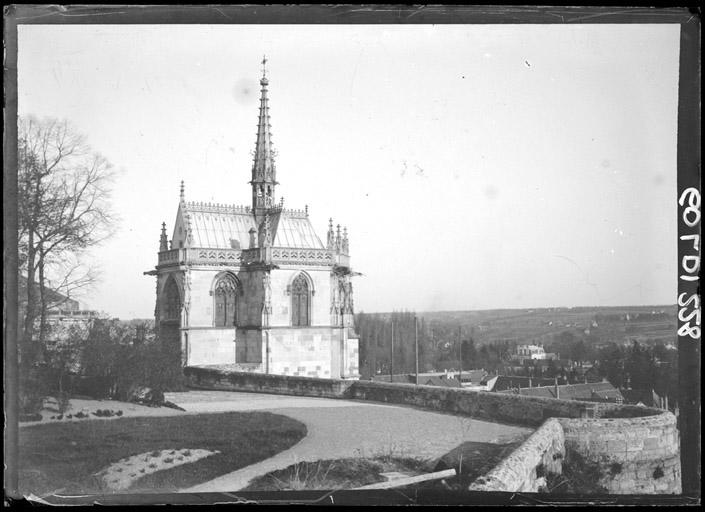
[3, 4, 700, 506]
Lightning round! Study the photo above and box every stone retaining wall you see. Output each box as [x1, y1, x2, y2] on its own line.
[468, 418, 565, 492]
[184, 365, 353, 398]
[345, 380, 658, 427]
[183, 366, 681, 494]
[185, 366, 633, 426]
[559, 412, 681, 494]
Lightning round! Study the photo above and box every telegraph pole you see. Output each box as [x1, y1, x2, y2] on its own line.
[415, 315, 419, 385]
[390, 320, 394, 383]
[458, 325, 462, 385]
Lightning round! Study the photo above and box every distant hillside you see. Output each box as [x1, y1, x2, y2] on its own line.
[362, 305, 677, 348]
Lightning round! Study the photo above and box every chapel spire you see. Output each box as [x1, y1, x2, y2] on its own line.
[251, 55, 278, 212]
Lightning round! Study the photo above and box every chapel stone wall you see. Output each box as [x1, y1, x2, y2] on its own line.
[268, 268, 331, 327]
[186, 327, 237, 366]
[267, 327, 337, 377]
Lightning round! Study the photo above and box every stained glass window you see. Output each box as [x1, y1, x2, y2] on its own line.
[214, 273, 238, 327]
[291, 273, 310, 326]
[163, 278, 181, 321]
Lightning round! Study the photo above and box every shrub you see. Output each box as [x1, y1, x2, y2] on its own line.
[19, 370, 49, 416]
[543, 449, 607, 494]
[72, 318, 185, 402]
[113, 340, 185, 401]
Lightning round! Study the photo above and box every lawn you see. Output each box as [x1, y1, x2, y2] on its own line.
[19, 411, 307, 496]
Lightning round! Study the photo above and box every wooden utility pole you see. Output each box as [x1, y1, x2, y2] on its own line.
[390, 320, 394, 383]
[415, 315, 419, 385]
[458, 326, 462, 385]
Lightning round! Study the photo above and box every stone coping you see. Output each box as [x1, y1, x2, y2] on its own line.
[185, 366, 665, 424]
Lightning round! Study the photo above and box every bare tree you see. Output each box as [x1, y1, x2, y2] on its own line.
[18, 116, 117, 373]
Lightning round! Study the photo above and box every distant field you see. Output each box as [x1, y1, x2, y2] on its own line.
[416, 305, 677, 346]
[363, 305, 678, 348]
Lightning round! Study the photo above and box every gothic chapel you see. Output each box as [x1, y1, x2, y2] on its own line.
[146, 59, 360, 379]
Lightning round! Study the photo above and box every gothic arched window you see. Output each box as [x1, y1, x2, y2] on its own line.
[214, 273, 238, 327]
[291, 273, 311, 327]
[163, 277, 181, 321]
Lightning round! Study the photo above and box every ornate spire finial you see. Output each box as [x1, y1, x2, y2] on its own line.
[336, 224, 342, 253]
[327, 218, 335, 250]
[261, 54, 268, 79]
[180, 180, 185, 203]
[159, 222, 168, 252]
[251, 57, 276, 211]
[342, 226, 349, 255]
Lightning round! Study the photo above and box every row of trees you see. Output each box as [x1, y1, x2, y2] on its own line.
[595, 340, 677, 402]
[17, 116, 117, 413]
[355, 311, 513, 378]
[545, 332, 678, 403]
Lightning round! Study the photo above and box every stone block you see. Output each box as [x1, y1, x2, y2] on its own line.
[634, 482, 656, 494]
[643, 437, 660, 450]
[626, 438, 644, 452]
[636, 467, 653, 480]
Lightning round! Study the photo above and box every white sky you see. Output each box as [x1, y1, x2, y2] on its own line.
[18, 24, 681, 318]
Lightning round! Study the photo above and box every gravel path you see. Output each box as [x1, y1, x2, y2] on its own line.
[164, 391, 532, 493]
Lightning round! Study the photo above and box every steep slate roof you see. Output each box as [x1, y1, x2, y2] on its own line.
[268, 209, 324, 249]
[184, 204, 256, 249]
[461, 369, 488, 384]
[174, 202, 324, 250]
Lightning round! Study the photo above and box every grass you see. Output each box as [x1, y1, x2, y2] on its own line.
[242, 456, 430, 491]
[543, 450, 608, 494]
[243, 440, 523, 492]
[19, 411, 306, 496]
[414, 440, 524, 491]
